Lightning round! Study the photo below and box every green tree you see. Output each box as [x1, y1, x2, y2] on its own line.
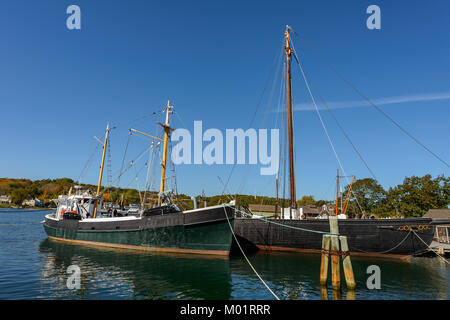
[385, 175, 449, 217]
[343, 178, 386, 217]
[10, 189, 28, 205]
[297, 195, 315, 206]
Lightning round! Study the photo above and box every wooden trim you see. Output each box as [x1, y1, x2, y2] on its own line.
[47, 236, 230, 256]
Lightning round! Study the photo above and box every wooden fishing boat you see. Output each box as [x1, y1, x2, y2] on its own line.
[43, 102, 235, 256]
[233, 26, 436, 258]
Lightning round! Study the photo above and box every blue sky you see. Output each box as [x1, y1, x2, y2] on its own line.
[0, 0, 449, 200]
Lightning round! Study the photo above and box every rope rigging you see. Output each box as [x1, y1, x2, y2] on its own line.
[292, 31, 449, 168]
[290, 38, 366, 215]
[222, 205, 281, 300]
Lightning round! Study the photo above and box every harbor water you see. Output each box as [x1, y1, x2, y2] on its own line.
[0, 208, 448, 300]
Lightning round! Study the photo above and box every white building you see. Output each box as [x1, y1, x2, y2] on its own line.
[0, 195, 11, 204]
[22, 198, 45, 207]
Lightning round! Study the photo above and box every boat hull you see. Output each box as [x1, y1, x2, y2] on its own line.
[233, 217, 435, 258]
[43, 205, 235, 256]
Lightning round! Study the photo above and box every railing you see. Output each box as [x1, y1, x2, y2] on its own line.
[435, 226, 450, 244]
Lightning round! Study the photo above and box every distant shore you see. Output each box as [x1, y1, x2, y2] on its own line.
[0, 203, 53, 210]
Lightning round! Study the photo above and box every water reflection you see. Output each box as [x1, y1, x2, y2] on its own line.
[229, 252, 449, 300]
[38, 239, 233, 299]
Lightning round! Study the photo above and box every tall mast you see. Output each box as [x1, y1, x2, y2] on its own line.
[159, 100, 174, 196]
[93, 123, 110, 218]
[336, 169, 339, 216]
[275, 175, 279, 219]
[285, 26, 297, 210]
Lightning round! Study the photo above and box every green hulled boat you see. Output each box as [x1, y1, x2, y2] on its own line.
[43, 102, 235, 256]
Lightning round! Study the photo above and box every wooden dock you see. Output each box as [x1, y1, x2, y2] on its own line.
[428, 241, 450, 256]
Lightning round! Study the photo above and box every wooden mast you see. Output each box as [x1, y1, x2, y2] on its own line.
[159, 100, 174, 197]
[285, 26, 297, 211]
[335, 169, 339, 216]
[93, 123, 110, 218]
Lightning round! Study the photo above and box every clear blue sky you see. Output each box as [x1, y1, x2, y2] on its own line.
[0, 0, 449, 201]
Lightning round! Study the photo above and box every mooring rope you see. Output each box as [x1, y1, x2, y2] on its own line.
[350, 230, 414, 255]
[230, 205, 439, 257]
[412, 230, 450, 265]
[222, 205, 281, 300]
[229, 205, 336, 235]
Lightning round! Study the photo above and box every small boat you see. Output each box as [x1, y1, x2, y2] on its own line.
[43, 102, 235, 256]
[233, 26, 436, 259]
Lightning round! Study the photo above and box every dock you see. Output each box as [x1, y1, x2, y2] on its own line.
[428, 241, 450, 256]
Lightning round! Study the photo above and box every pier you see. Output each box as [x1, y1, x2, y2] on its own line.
[428, 241, 450, 256]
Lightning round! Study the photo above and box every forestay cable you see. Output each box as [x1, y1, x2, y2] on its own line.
[294, 34, 449, 168]
[290, 40, 365, 214]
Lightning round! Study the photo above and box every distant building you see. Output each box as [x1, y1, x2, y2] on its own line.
[0, 195, 11, 204]
[22, 198, 45, 207]
[249, 204, 334, 219]
[248, 204, 280, 214]
[424, 209, 450, 244]
[423, 209, 450, 221]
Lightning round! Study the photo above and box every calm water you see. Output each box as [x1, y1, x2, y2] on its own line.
[0, 208, 448, 300]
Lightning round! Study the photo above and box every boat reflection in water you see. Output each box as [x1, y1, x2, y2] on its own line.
[228, 252, 449, 300]
[39, 239, 448, 300]
[38, 238, 232, 300]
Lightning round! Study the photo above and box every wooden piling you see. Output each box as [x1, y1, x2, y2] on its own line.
[329, 216, 339, 235]
[330, 235, 340, 290]
[339, 235, 356, 290]
[346, 289, 356, 300]
[328, 216, 340, 290]
[320, 235, 331, 286]
[320, 287, 328, 300]
[331, 288, 341, 300]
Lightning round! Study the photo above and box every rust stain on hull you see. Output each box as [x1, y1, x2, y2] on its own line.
[255, 245, 411, 261]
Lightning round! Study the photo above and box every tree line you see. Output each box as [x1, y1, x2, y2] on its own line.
[0, 174, 448, 217]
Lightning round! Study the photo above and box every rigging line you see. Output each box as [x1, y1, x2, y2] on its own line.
[412, 230, 450, 265]
[77, 142, 101, 184]
[294, 34, 449, 168]
[117, 130, 132, 188]
[222, 37, 286, 196]
[143, 142, 156, 205]
[291, 40, 365, 215]
[228, 205, 334, 235]
[313, 87, 378, 180]
[217, 176, 233, 202]
[236, 44, 284, 195]
[105, 143, 153, 192]
[110, 108, 166, 131]
[222, 205, 280, 300]
[134, 163, 143, 204]
[282, 66, 288, 212]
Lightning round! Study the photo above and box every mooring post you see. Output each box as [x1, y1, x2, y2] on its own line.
[320, 235, 331, 286]
[339, 235, 356, 290]
[330, 235, 340, 290]
[328, 216, 340, 290]
[320, 287, 328, 300]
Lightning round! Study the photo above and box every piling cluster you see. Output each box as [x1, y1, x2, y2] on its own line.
[320, 217, 356, 291]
